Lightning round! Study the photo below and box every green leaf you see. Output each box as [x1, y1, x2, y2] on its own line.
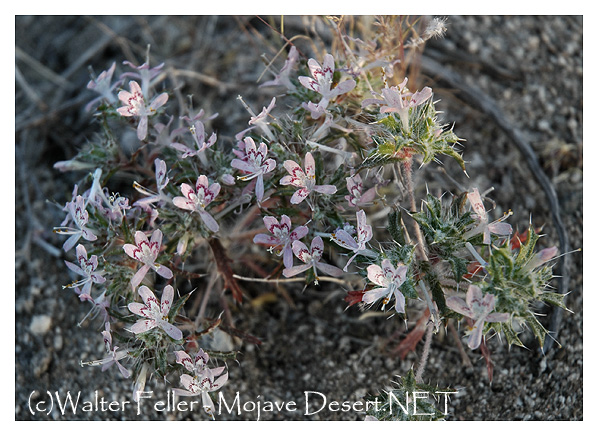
[387, 208, 405, 245]
[539, 292, 569, 310]
[501, 322, 524, 348]
[168, 292, 191, 322]
[522, 311, 548, 348]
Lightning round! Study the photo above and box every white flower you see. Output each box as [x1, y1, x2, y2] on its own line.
[123, 229, 173, 290]
[330, 210, 376, 271]
[280, 152, 337, 206]
[127, 285, 182, 340]
[446, 285, 509, 349]
[231, 137, 276, 202]
[298, 53, 356, 119]
[117, 80, 168, 140]
[363, 259, 409, 313]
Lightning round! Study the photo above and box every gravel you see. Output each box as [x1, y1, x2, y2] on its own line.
[15, 15, 582, 421]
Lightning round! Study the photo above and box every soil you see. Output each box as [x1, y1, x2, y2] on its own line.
[15, 15, 583, 421]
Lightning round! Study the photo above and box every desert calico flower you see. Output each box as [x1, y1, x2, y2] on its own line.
[445, 284, 509, 350]
[174, 349, 210, 375]
[280, 152, 337, 206]
[463, 188, 512, 244]
[133, 158, 171, 208]
[298, 53, 356, 119]
[363, 259, 409, 313]
[53, 195, 97, 252]
[100, 324, 131, 378]
[173, 175, 221, 232]
[85, 61, 119, 112]
[117, 80, 168, 140]
[75, 288, 110, 326]
[128, 285, 182, 340]
[247, 97, 276, 142]
[253, 215, 309, 269]
[345, 174, 376, 209]
[362, 78, 432, 129]
[261, 45, 299, 90]
[170, 111, 217, 158]
[123, 229, 173, 290]
[283, 236, 343, 283]
[173, 366, 228, 418]
[63, 243, 106, 295]
[231, 137, 276, 202]
[121, 59, 165, 97]
[331, 210, 376, 271]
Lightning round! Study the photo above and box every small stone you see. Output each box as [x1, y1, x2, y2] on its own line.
[29, 315, 52, 335]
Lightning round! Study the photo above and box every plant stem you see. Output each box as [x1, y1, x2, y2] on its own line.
[415, 323, 434, 383]
[400, 160, 429, 262]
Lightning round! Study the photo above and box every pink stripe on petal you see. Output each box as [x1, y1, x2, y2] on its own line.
[367, 264, 385, 286]
[292, 240, 309, 261]
[130, 319, 157, 334]
[290, 225, 308, 240]
[123, 244, 139, 260]
[161, 285, 174, 314]
[137, 285, 156, 306]
[290, 187, 310, 204]
[173, 196, 194, 211]
[128, 302, 147, 317]
[253, 234, 280, 245]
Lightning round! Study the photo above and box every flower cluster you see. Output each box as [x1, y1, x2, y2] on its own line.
[53, 18, 568, 421]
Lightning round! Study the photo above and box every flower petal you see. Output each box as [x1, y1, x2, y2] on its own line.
[199, 210, 220, 233]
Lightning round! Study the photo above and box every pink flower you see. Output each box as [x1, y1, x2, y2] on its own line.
[463, 188, 512, 244]
[63, 244, 106, 295]
[299, 53, 356, 119]
[363, 259, 409, 313]
[173, 366, 228, 418]
[446, 284, 510, 349]
[280, 152, 337, 206]
[248, 97, 276, 142]
[173, 176, 221, 233]
[253, 215, 309, 268]
[362, 78, 432, 128]
[170, 110, 217, 158]
[261, 45, 299, 90]
[74, 289, 110, 325]
[283, 236, 343, 283]
[133, 158, 171, 208]
[85, 62, 119, 112]
[345, 174, 377, 208]
[117, 80, 168, 140]
[100, 323, 130, 378]
[173, 348, 228, 418]
[127, 285, 182, 340]
[123, 229, 173, 290]
[174, 349, 210, 375]
[331, 210, 375, 271]
[121, 59, 165, 97]
[231, 137, 276, 202]
[53, 195, 97, 252]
